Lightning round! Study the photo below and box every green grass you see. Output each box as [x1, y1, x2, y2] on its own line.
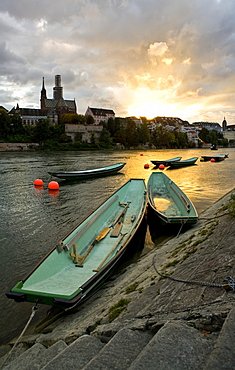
[227, 194, 235, 217]
[125, 282, 139, 294]
[108, 299, 130, 322]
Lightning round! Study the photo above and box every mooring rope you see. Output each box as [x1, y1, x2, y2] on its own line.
[152, 253, 235, 291]
[1, 302, 39, 368]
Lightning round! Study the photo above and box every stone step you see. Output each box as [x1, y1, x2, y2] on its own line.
[128, 320, 214, 370]
[3, 340, 67, 370]
[204, 307, 235, 370]
[42, 335, 104, 370]
[83, 328, 152, 370]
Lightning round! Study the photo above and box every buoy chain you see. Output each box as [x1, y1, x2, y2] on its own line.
[153, 254, 235, 291]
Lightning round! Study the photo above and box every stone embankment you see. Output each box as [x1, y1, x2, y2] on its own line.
[0, 143, 39, 151]
[1, 191, 235, 369]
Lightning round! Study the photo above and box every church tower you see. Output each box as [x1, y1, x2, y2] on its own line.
[222, 117, 227, 131]
[40, 77, 47, 109]
[53, 75, 63, 100]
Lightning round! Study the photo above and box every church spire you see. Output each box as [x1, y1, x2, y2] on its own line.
[40, 77, 47, 109]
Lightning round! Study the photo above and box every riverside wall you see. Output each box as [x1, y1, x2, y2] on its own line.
[0, 143, 39, 151]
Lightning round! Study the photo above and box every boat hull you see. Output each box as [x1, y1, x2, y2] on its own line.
[6, 179, 147, 309]
[48, 162, 126, 180]
[147, 172, 198, 225]
[168, 157, 198, 168]
[200, 154, 228, 162]
[151, 157, 182, 167]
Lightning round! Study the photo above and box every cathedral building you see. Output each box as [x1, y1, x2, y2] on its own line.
[40, 75, 77, 123]
[9, 75, 77, 125]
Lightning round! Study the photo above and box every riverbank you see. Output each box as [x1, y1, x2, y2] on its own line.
[1, 190, 235, 369]
[0, 143, 39, 151]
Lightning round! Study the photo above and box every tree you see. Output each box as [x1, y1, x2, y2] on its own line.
[61, 113, 86, 124]
[177, 132, 188, 148]
[32, 119, 51, 142]
[125, 119, 138, 148]
[0, 109, 11, 139]
[99, 127, 113, 148]
[199, 127, 210, 143]
[136, 122, 150, 144]
[86, 115, 95, 125]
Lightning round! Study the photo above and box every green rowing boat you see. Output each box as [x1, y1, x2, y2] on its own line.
[6, 179, 147, 309]
[147, 172, 198, 225]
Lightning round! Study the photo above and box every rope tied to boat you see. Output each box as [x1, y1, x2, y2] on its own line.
[2, 302, 39, 368]
[152, 253, 235, 292]
[176, 218, 190, 238]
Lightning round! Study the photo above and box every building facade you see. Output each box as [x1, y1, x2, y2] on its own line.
[64, 124, 103, 142]
[85, 107, 115, 125]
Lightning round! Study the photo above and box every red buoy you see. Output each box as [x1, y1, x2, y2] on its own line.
[48, 181, 59, 190]
[140, 153, 143, 156]
[159, 164, 165, 170]
[210, 158, 215, 162]
[144, 163, 149, 169]
[34, 179, 44, 186]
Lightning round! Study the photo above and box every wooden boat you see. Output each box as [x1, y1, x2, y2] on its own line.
[6, 179, 147, 309]
[147, 172, 198, 225]
[200, 154, 228, 162]
[48, 162, 126, 180]
[168, 157, 198, 169]
[151, 157, 182, 168]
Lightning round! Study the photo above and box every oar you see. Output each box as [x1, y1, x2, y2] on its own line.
[75, 227, 110, 267]
[93, 233, 126, 272]
[110, 202, 130, 237]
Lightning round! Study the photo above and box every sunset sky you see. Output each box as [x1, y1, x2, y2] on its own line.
[0, 0, 234, 124]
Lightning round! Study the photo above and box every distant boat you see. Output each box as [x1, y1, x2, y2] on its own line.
[211, 144, 218, 150]
[168, 157, 198, 169]
[6, 179, 147, 308]
[49, 162, 126, 180]
[200, 154, 228, 162]
[151, 157, 182, 168]
[147, 172, 198, 225]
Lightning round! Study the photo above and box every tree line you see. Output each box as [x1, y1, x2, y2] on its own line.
[0, 109, 228, 150]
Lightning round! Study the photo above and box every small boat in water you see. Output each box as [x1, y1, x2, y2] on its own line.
[147, 172, 198, 225]
[48, 162, 126, 180]
[6, 179, 147, 308]
[200, 154, 228, 162]
[168, 157, 198, 169]
[151, 157, 182, 168]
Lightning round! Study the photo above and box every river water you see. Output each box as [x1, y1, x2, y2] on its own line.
[1, 148, 235, 344]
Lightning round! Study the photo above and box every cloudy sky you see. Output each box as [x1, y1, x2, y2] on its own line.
[0, 0, 235, 123]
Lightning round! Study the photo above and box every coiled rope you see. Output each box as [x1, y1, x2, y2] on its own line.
[1, 302, 39, 368]
[153, 253, 235, 291]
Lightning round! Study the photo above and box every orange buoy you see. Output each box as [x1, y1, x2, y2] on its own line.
[48, 181, 59, 190]
[210, 158, 215, 162]
[144, 164, 149, 169]
[34, 179, 44, 186]
[159, 164, 165, 170]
